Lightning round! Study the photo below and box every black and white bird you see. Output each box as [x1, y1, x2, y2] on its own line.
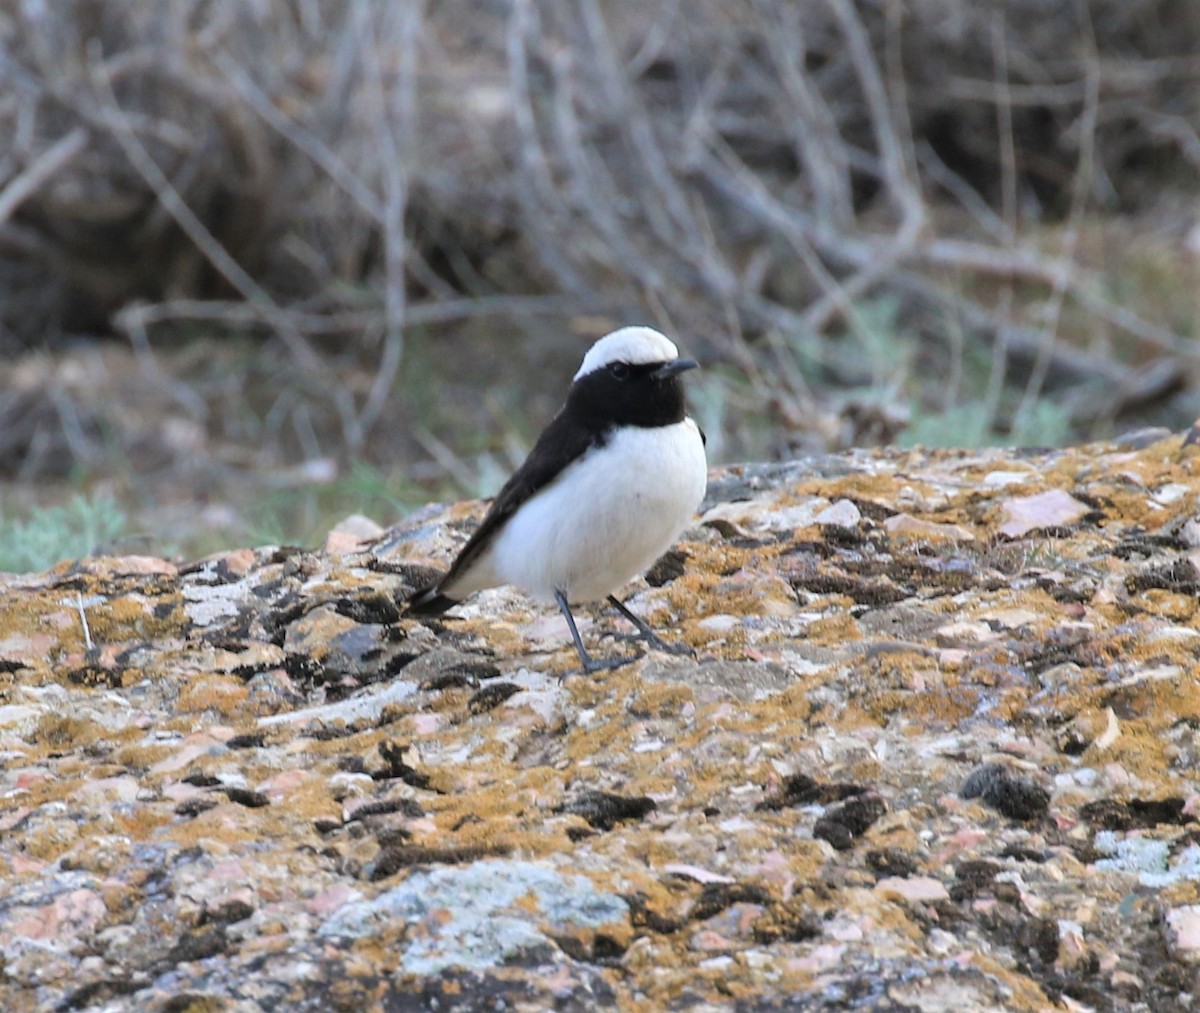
[406, 326, 708, 672]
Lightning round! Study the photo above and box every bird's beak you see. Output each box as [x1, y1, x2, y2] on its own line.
[652, 358, 698, 380]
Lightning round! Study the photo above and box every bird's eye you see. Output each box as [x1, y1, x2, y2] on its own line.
[609, 362, 630, 380]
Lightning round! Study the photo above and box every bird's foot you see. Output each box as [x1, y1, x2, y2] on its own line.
[612, 629, 695, 657]
[574, 651, 642, 675]
[604, 595, 696, 658]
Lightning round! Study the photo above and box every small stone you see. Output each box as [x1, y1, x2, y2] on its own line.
[813, 795, 887, 850]
[998, 490, 1090, 538]
[1164, 905, 1200, 963]
[74, 555, 178, 578]
[257, 677, 419, 728]
[221, 782, 267, 808]
[313, 815, 344, 834]
[644, 549, 689, 587]
[558, 791, 657, 831]
[0, 633, 61, 670]
[9, 888, 107, 942]
[404, 648, 500, 687]
[883, 513, 975, 541]
[1181, 518, 1200, 548]
[977, 607, 1041, 630]
[697, 614, 740, 634]
[324, 514, 385, 554]
[815, 499, 861, 528]
[982, 470, 1035, 488]
[467, 682, 523, 714]
[874, 876, 950, 903]
[244, 668, 305, 713]
[1114, 427, 1172, 450]
[69, 775, 140, 804]
[1057, 920, 1089, 970]
[696, 902, 768, 950]
[184, 547, 258, 583]
[662, 864, 738, 885]
[935, 620, 1001, 647]
[318, 859, 630, 974]
[689, 929, 738, 952]
[961, 763, 1050, 821]
[282, 604, 388, 681]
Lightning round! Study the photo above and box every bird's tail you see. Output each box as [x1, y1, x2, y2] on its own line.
[405, 585, 460, 616]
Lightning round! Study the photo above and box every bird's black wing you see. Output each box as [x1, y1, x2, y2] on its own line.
[406, 409, 606, 613]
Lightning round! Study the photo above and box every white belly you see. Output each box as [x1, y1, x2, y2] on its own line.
[475, 419, 706, 603]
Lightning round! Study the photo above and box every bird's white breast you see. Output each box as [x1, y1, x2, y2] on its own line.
[480, 419, 707, 603]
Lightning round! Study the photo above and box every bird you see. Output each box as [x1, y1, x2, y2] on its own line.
[406, 325, 708, 672]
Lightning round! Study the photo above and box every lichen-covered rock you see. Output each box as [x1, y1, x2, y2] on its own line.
[3, 435, 1200, 1010]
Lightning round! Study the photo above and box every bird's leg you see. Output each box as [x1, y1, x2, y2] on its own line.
[555, 590, 637, 673]
[606, 595, 695, 657]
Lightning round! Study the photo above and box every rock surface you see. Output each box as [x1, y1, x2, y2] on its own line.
[3, 436, 1200, 1011]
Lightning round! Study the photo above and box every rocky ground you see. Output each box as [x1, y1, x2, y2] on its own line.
[3, 431, 1200, 1012]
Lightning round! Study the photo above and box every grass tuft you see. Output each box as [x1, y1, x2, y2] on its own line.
[0, 495, 128, 574]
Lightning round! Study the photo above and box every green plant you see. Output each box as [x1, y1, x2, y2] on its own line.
[848, 296, 913, 394]
[899, 396, 1074, 450]
[0, 495, 128, 574]
[899, 403, 993, 450]
[1009, 399, 1074, 449]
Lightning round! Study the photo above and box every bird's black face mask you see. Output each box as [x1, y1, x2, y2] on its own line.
[568, 358, 695, 431]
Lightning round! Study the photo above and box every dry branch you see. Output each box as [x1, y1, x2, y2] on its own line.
[0, 0, 1197, 480]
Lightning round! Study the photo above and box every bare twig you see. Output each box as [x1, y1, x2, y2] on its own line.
[825, 0, 924, 241]
[755, 0, 853, 227]
[548, 48, 664, 289]
[578, 0, 701, 247]
[0, 128, 89, 226]
[1015, 11, 1101, 420]
[992, 13, 1019, 240]
[76, 591, 94, 651]
[2, 0, 1197, 474]
[113, 294, 577, 337]
[353, 0, 423, 445]
[506, 0, 588, 293]
[414, 425, 480, 492]
[84, 43, 324, 375]
[213, 51, 383, 221]
[915, 140, 1009, 243]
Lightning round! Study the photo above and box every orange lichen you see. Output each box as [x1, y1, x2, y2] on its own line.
[628, 683, 695, 719]
[176, 674, 251, 717]
[8, 439, 1200, 1008]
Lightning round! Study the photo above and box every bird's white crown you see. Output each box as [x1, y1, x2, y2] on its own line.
[574, 326, 680, 380]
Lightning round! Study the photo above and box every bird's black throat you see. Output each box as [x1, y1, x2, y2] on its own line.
[564, 361, 689, 433]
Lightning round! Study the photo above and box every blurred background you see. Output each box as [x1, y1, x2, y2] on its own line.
[1, 0, 1198, 569]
